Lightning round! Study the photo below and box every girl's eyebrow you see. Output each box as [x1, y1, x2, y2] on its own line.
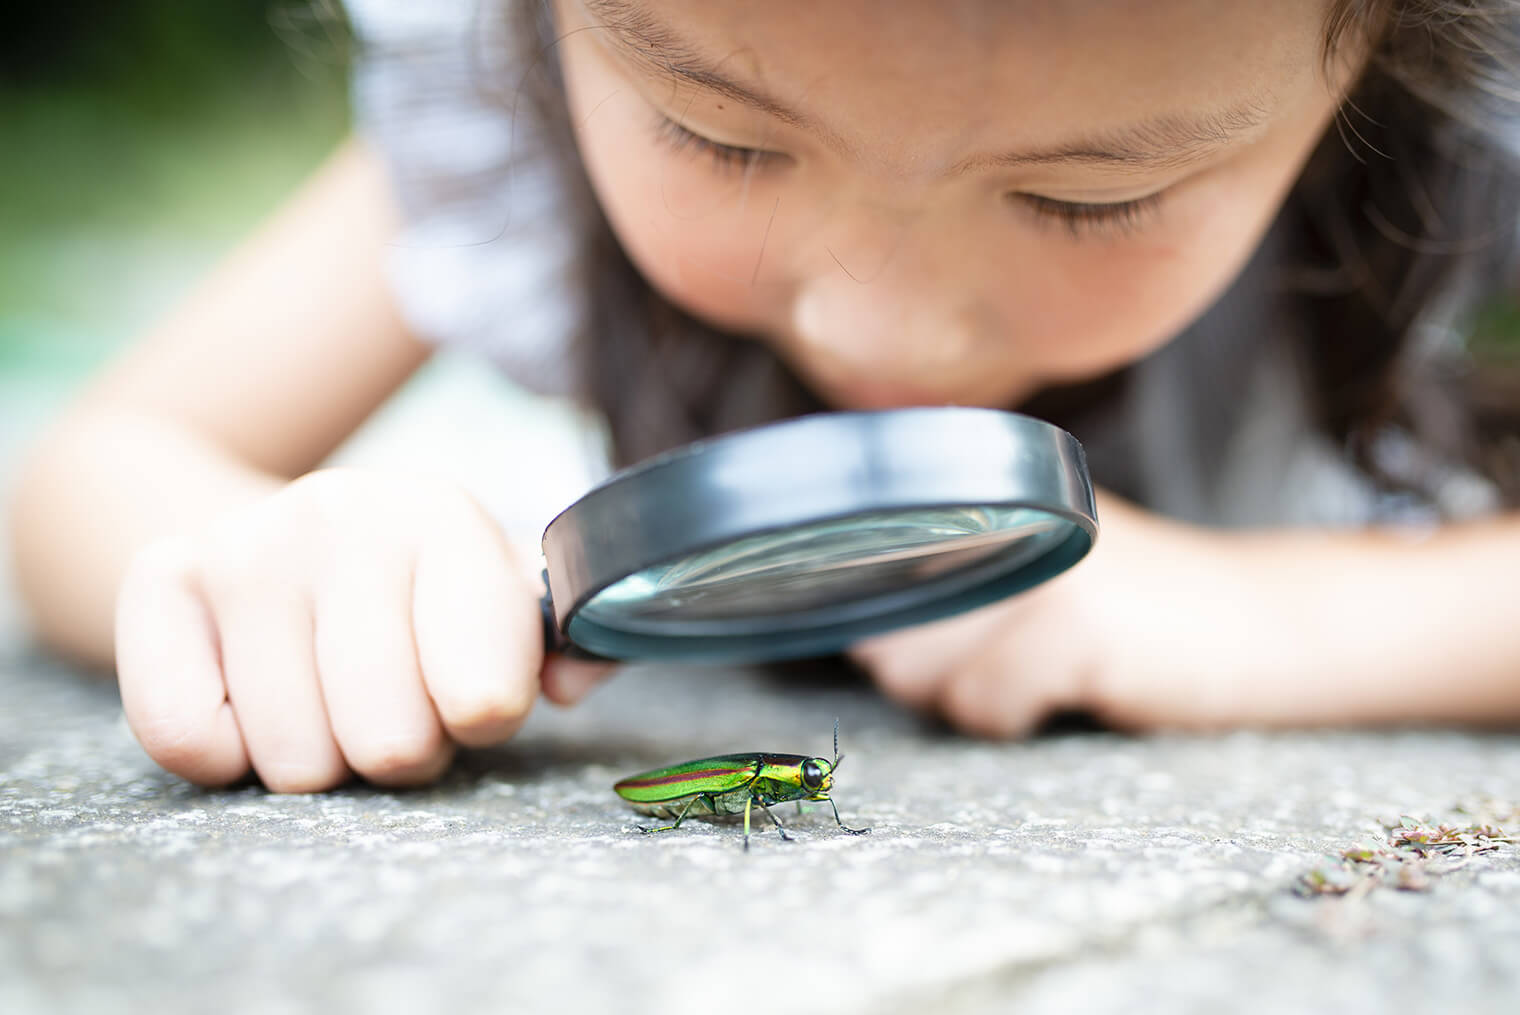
[583, 0, 1272, 172]
[951, 101, 1275, 174]
[581, 0, 828, 134]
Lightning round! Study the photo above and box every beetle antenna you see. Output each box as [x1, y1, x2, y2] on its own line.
[833, 717, 842, 768]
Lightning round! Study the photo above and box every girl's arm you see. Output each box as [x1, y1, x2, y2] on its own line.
[1214, 515, 1520, 726]
[9, 138, 426, 664]
[8, 139, 562, 792]
[850, 494, 1520, 733]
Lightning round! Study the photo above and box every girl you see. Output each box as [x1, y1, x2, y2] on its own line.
[9, 0, 1520, 792]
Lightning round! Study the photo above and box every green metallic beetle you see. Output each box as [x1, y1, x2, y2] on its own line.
[613, 720, 871, 850]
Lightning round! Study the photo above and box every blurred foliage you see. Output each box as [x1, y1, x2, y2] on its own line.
[0, 0, 351, 372]
[1473, 291, 1520, 362]
[1, 2, 340, 91]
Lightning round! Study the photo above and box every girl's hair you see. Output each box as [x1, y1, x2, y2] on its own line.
[511, 0, 1520, 507]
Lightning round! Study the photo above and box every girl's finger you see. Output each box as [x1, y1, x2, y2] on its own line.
[313, 543, 452, 786]
[939, 662, 1045, 738]
[412, 497, 541, 747]
[938, 634, 1081, 739]
[850, 604, 1009, 709]
[115, 538, 250, 786]
[213, 578, 348, 793]
[540, 656, 618, 706]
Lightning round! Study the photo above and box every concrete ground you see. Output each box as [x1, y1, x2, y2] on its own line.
[3, 362, 1520, 1015]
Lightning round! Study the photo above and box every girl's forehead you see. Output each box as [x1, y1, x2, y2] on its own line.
[575, 0, 1336, 170]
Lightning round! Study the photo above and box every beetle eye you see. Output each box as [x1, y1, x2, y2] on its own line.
[801, 760, 824, 790]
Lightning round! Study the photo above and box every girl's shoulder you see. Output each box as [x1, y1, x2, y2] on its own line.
[344, 0, 583, 394]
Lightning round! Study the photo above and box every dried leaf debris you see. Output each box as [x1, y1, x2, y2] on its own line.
[1294, 798, 1520, 899]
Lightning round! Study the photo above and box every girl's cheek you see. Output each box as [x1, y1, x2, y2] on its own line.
[603, 161, 793, 333]
[571, 110, 787, 333]
[1012, 179, 1280, 384]
[558, 40, 773, 330]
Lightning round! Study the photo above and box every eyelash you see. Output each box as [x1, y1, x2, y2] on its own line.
[1013, 192, 1165, 238]
[651, 115, 1167, 238]
[652, 116, 775, 173]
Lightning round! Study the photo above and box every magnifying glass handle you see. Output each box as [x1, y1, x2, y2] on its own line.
[539, 572, 610, 662]
[539, 588, 567, 655]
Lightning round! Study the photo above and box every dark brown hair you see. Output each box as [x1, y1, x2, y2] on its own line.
[511, 1, 1520, 508]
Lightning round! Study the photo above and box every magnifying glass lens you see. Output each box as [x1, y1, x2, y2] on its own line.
[579, 505, 1067, 636]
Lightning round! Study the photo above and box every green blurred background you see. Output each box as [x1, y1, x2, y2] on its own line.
[0, 0, 351, 384]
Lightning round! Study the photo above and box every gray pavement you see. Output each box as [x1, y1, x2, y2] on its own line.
[6, 644, 1520, 1014]
[3, 369, 1520, 1014]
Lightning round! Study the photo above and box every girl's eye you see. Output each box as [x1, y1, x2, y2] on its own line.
[649, 113, 1162, 234]
[652, 116, 779, 173]
[1012, 191, 1166, 239]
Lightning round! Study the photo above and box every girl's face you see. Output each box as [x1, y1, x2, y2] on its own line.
[556, 0, 1355, 409]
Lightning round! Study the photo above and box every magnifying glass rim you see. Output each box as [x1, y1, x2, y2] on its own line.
[541, 406, 1096, 661]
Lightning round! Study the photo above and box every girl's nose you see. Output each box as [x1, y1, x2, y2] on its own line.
[790, 256, 988, 380]
[784, 195, 1007, 402]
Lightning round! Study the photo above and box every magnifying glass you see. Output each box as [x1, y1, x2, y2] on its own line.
[540, 406, 1096, 663]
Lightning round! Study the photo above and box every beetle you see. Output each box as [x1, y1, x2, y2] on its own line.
[613, 720, 870, 851]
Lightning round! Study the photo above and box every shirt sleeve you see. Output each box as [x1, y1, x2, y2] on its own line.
[344, 0, 581, 395]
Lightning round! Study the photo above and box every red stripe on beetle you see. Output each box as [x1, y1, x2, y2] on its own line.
[617, 767, 751, 789]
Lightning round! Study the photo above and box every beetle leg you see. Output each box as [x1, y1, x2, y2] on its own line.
[755, 798, 794, 843]
[638, 793, 705, 835]
[824, 794, 870, 835]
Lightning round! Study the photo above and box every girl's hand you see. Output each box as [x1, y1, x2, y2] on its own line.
[848, 492, 1281, 736]
[114, 468, 605, 792]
